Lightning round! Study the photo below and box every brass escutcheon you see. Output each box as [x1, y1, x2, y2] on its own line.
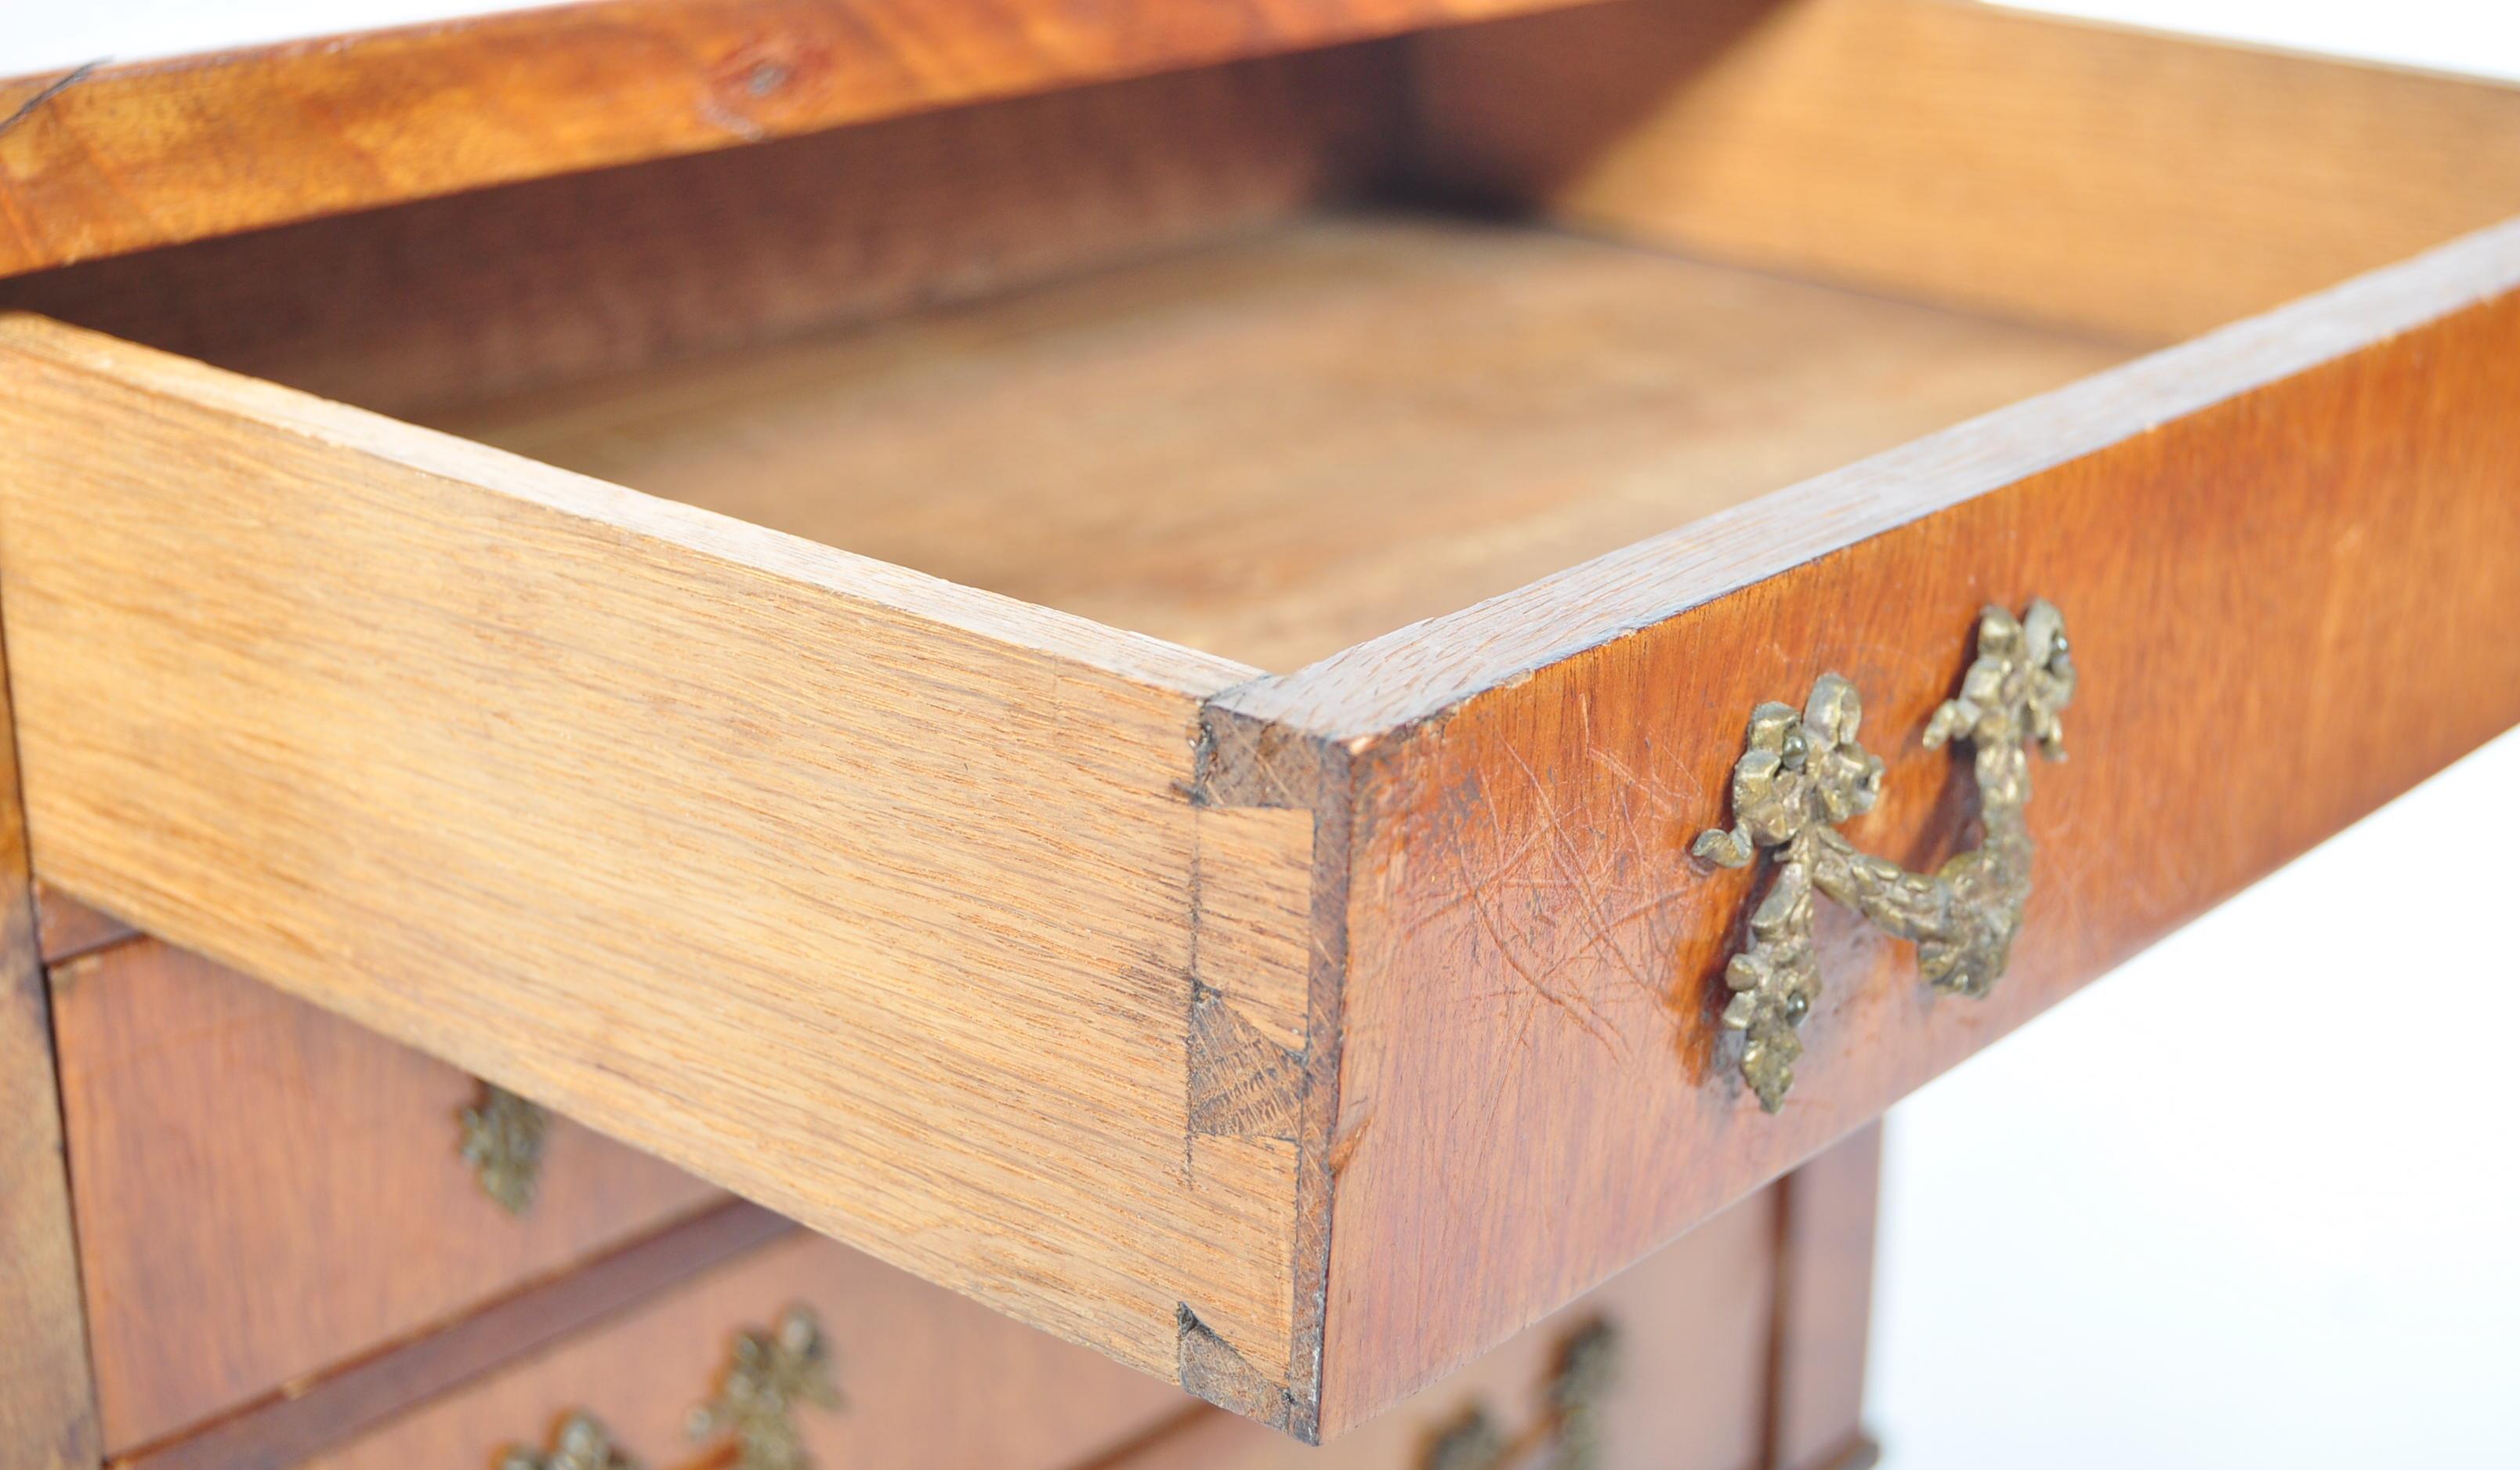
[491, 1305, 842, 1470]
[459, 1081, 549, 1214]
[689, 1304, 845, 1470]
[498, 1413, 638, 1470]
[1693, 599, 2076, 1111]
[1419, 1317, 1622, 1470]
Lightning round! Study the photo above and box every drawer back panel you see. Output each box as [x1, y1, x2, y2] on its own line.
[0, 46, 1402, 424]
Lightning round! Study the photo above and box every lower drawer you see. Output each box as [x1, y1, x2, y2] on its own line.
[291, 1157, 1793, 1470]
[53, 927, 1869, 1470]
[298, 1226, 1195, 1470]
[48, 935, 724, 1452]
[1099, 1188, 1782, 1470]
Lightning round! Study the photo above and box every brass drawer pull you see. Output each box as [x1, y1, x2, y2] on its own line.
[490, 1305, 840, 1470]
[498, 1414, 638, 1470]
[1693, 599, 2077, 1110]
[689, 1305, 844, 1470]
[1421, 1317, 1621, 1470]
[459, 1081, 550, 1214]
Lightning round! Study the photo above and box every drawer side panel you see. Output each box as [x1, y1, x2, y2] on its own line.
[0, 319, 1315, 1417]
[1409, 0, 2520, 343]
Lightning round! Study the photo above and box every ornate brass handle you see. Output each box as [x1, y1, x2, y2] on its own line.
[498, 1414, 637, 1470]
[1421, 1317, 1621, 1470]
[689, 1305, 844, 1470]
[491, 1305, 839, 1470]
[1693, 599, 2076, 1111]
[459, 1081, 549, 1214]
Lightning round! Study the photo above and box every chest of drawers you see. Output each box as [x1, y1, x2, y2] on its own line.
[3, 1, 2515, 1465]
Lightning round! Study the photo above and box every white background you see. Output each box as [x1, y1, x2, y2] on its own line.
[1868, 11, 2520, 1468]
[9, 2, 2517, 1465]
[1873, 729, 2520, 1468]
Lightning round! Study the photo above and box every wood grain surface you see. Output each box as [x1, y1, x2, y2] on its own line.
[0, 317, 1321, 1421]
[31, 882, 135, 964]
[1766, 1127, 1880, 1470]
[4, 17, 2511, 1432]
[50, 936, 725, 1454]
[1090, 1189, 1776, 1470]
[0, 0, 1599, 276]
[1219, 221, 2520, 1430]
[0, 579, 99, 1470]
[433, 215, 2123, 671]
[299, 1227, 1193, 1470]
[127, 1203, 795, 1470]
[0, 49, 1403, 421]
[1410, 0, 2520, 342]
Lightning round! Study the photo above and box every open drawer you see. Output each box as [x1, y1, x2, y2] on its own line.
[3, 0, 2518, 1445]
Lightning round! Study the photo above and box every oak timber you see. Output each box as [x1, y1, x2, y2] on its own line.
[1209, 219, 2520, 1428]
[127, 1203, 795, 1470]
[0, 573, 99, 1470]
[1765, 1127, 1881, 1470]
[299, 1229, 1193, 1470]
[0, 49, 1403, 421]
[0, 0, 1601, 275]
[432, 215, 2124, 672]
[51, 936, 725, 1452]
[1, 11, 2512, 1438]
[0, 317, 1322, 1424]
[31, 883, 135, 964]
[1407, 0, 2520, 342]
[1091, 1190, 1775, 1470]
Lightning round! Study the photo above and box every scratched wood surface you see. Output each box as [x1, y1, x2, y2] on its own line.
[49, 936, 726, 1454]
[1207, 223, 2520, 1429]
[432, 214, 2123, 672]
[299, 1227, 1193, 1470]
[3, 1, 2515, 1441]
[0, 48, 1403, 421]
[0, 0, 1604, 276]
[0, 316, 1322, 1426]
[1410, 0, 2520, 342]
[0, 584, 99, 1470]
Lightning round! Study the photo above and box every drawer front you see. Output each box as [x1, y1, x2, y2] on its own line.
[1106, 1187, 1780, 1470]
[296, 1228, 1189, 1470]
[49, 936, 724, 1451]
[1208, 222, 2520, 1428]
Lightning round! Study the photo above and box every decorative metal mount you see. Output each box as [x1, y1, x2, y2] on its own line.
[498, 1414, 639, 1470]
[1693, 599, 2076, 1112]
[689, 1304, 845, 1470]
[460, 1081, 549, 1214]
[490, 1306, 841, 1470]
[1420, 1317, 1624, 1470]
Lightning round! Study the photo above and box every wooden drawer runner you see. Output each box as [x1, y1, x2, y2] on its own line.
[2, 0, 2517, 1445]
[49, 936, 722, 1454]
